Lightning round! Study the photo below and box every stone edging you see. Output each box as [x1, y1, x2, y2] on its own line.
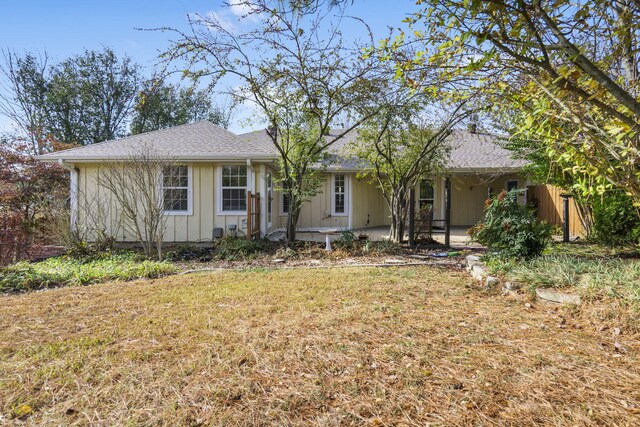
[465, 255, 580, 305]
[465, 255, 500, 287]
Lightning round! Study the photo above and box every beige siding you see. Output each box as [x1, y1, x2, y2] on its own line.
[351, 176, 390, 228]
[292, 172, 349, 229]
[449, 173, 527, 226]
[76, 162, 528, 241]
[77, 162, 269, 243]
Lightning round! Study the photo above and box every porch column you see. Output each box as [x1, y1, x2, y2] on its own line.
[259, 165, 268, 237]
[445, 177, 451, 247]
[347, 174, 353, 230]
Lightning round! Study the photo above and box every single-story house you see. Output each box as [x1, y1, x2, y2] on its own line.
[36, 120, 528, 242]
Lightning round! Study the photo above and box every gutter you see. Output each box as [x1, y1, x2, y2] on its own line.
[36, 154, 279, 163]
[58, 159, 79, 231]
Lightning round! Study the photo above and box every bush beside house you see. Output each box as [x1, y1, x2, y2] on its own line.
[470, 190, 552, 259]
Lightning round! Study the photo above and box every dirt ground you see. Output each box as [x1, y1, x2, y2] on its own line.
[1, 266, 639, 426]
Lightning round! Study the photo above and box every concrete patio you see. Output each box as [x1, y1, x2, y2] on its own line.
[294, 225, 482, 248]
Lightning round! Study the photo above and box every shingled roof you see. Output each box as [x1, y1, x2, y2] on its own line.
[38, 120, 525, 172]
[36, 121, 277, 162]
[238, 128, 525, 172]
[446, 130, 526, 171]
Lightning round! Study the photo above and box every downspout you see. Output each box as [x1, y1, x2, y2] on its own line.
[246, 159, 255, 193]
[58, 159, 78, 232]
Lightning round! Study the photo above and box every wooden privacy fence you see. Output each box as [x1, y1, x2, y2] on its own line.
[527, 185, 585, 237]
[247, 191, 261, 240]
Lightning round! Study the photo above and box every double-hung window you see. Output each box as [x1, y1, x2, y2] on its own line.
[163, 165, 191, 214]
[332, 174, 348, 216]
[281, 192, 290, 214]
[221, 165, 247, 212]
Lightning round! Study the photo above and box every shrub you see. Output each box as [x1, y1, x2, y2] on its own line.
[165, 244, 213, 262]
[333, 231, 358, 250]
[591, 191, 640, 245]
[0, 213, 35, 266]
[214, 236, 267, 260]
[0, 251, 177, 293]
[470, 190, 552, 259]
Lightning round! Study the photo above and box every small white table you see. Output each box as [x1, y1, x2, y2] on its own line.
[318, 228, 339, 251]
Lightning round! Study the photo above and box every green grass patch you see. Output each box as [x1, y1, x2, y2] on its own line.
[0, 252, 177, 293]
[487, 242, 640, 304]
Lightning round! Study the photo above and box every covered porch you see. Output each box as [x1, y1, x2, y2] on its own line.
[294, 225, 482, 248]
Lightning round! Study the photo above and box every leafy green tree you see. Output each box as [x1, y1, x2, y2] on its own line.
[47, 47, 141, 144]
[0, 51, 51, 155]
[591, 190, 640, 245]
[130, 80, 234, 134]
[352, 90, 470, 242]
[163, 0, 381, 241]
[403, 0, 640, 211]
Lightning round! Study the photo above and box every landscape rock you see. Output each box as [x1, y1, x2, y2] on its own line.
[471, 264, 486, 281]
[503, 281, 521, 291]
[466, 255, 481, 271]
[384, 258, 406, 265]
[272, 258, 286, 264]
[535, 288, 581, 305]
[485, 276, 500, 287]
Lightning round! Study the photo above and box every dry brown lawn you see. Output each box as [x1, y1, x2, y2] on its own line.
[1, 266, 639, 426]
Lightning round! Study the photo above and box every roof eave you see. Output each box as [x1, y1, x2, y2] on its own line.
[443, 166, 526, 174]
[36, 154, 279, 163]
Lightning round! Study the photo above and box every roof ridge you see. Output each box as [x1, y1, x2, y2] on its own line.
[238, 128, 267, 137]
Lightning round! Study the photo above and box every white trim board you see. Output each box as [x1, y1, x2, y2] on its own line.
[163, 164, 194, 216]
[216, 163, 250, 216]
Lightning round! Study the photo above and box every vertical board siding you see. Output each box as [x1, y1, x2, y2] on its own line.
[527, 185, 585, 237]
[351, 177, 390, 228]
[450, 174, 527, 226]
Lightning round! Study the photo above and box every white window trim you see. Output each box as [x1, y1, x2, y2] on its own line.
[163, 165, 193, 216]
[217, 164, 249, 215]
[331, 173, 349, 217]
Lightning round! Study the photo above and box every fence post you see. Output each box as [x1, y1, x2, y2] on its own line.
[561, 193, 571, 243]
[408, 188, 415, 246]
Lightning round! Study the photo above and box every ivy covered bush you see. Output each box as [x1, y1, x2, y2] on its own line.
[470, 190, 552, 259]
[591, 191, 640, 245]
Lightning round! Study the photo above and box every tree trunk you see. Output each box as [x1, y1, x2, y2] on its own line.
[286, 205, 301, 243]
[388, 194, 406, 243]
[574, 198, 594, 239]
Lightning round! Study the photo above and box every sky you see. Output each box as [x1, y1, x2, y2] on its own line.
[0, 1, 418, 135]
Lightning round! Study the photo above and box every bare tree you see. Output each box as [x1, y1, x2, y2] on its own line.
[96, 144, 173, 259]
[160, 0, 382, 241]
